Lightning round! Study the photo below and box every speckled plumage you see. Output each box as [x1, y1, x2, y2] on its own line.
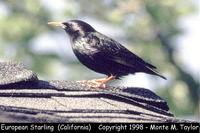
[50, 20, 166, 80]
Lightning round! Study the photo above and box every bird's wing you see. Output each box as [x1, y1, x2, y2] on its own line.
[89, 32, 157, 69]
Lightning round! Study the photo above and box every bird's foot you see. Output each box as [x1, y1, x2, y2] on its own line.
[76, 75, 116, 89]
[76, 80, 106, 89]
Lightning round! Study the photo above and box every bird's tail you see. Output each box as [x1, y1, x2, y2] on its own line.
[146, 67, 167, 80]
[155, 72, 167, 80]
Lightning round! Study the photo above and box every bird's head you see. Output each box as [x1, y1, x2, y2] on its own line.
[48, 20, 96, 38]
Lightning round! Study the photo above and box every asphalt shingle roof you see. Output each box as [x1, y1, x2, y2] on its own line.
[0, 61, 195, 122]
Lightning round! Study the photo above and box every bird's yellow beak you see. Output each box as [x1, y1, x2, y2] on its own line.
[48, 21, 66, 28]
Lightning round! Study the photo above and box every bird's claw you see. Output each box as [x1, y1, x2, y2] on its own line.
[76, 75, 116, 89]
[76, 80, 107, 89]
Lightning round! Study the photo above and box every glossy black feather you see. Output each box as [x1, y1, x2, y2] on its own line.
[63, 20, 166, 79]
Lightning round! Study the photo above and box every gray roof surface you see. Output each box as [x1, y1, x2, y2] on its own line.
[0, 61, 195, 122]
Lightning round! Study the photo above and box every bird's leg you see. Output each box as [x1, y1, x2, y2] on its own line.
[76, 75, 116, 89]
[89, 75, 116, 88]
[92, 75, 116, 83]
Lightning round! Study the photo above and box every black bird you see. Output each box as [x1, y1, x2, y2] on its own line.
[48, 20, 166, 88]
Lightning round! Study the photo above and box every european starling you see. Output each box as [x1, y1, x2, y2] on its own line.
[48, 20, 166, 88]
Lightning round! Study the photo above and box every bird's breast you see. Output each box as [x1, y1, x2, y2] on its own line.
[72, 38, 98, 55]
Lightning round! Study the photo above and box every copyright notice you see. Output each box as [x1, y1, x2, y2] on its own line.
[0, 123, 199, 133]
